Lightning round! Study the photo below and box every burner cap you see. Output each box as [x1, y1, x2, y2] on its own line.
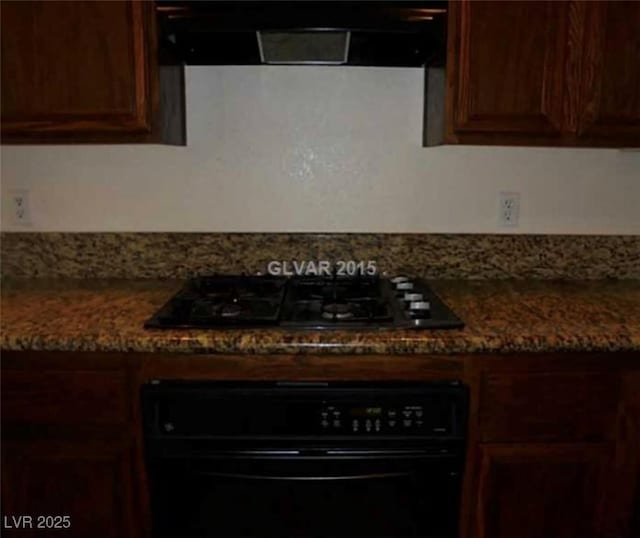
[221, 303, 243, 318]
[322, 302, 354, 320]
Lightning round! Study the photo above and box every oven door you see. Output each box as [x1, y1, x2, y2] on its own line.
[147, 448, 462, 538]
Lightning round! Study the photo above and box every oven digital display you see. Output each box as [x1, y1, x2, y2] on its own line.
[350, 407, 382, 417]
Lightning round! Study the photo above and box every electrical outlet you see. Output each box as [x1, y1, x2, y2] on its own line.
[8, 189, 32, 226]
[498, 192, 520, 227]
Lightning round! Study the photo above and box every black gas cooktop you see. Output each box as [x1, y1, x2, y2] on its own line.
[144, 275, 464, 330]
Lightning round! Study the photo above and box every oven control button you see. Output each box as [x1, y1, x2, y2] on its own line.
[333, 410, 341, 418]
[391, 276, 409, 284]
[396, 282, 414, 291]
[416, 420, 424, 428]
[403, 409, 412, 418]
[388, 409, 397, 418]
[321, 420, 329, 428]
[374, 419, 381, 432]
[352, 419, 359, 432]
[403, 419, 412, 428]
[388, 420, 397, 428]
[333, 419, 341, 428]
[415, 409, 423, 418]
[365, 419, 372, 432]
[321, 411, 328, 419]
[163, 422, 175, 433]
[403, 293, 423, 302]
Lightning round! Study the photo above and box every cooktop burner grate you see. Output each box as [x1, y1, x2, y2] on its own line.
[287, 298, 394, 324]
[144, 275, 464, 330]
[288, 275, 383, 302]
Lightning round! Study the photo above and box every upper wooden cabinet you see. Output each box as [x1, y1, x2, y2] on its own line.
[0, 0, 184, 144]
[446, 0, 640, 146]
[578, 1, 640, 143]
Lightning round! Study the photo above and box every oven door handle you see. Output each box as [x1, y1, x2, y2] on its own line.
[195, 471, 413, 481]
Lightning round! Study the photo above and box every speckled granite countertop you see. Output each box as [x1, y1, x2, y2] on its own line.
[1, 279, 639, 355]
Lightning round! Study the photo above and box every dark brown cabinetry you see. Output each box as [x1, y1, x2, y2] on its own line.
[446, 0, 640, 146]
[1, 355, 148, 537]
[2, 440, 139, 538]
[474, 444, 611, 538]
[1, 351, 638, 538]
[607, 371, 640, 538]
[577, 1, 640, 143]
[477, 370, 620, 442]
[463, 356, 640, 538]
[0, 0, 184, 144]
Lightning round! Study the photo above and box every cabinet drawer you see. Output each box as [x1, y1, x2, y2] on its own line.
[1, 370, 129, 427]
[478, 371, 619, 442]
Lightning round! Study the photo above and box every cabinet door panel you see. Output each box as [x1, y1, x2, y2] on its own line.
[1, 0, 152, 137]
[447, 0, 569, 141]
[601, 371, 640, 538]
[578, 1, 640, 144]
[474, 444, 610, 538]
[1, 440, 141, 538]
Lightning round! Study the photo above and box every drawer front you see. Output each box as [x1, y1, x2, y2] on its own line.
[1, 370, 129, 427]
[479, 371, 620, 442]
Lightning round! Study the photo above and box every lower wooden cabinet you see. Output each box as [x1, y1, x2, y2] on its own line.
[605, 371, 640, 538]
[473, 444, 611, 538]
[1, 356, 146, 537]
[1, 351, 638, 538]
[1, 439, 141, 538]
[478, 370, 619, 442]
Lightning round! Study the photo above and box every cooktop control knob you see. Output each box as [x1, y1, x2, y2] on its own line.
[408, 301, 432, 322]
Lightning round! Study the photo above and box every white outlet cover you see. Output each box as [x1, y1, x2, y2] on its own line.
[498, 192, 520, 227]
[8, 189, 32, 226]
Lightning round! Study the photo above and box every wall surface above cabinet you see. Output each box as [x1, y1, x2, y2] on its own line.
[0, 0, 185, 144]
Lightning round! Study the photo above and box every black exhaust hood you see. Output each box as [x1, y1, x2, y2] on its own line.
[157, 1, 448, 67]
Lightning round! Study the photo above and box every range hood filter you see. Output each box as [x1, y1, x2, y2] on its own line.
[257, 30, 351, 65]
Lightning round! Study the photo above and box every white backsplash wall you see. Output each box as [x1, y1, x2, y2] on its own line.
[1, 66, 639, 234]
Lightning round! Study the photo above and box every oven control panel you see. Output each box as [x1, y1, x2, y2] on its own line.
[319, 402, 452, 435]
[144, 381, 465, 439]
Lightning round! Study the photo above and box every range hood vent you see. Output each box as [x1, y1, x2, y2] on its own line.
[158, 1, 447, 67]
[257, 30, 350, 65]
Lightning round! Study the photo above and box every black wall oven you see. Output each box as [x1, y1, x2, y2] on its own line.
[142, 381, 468, 538]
